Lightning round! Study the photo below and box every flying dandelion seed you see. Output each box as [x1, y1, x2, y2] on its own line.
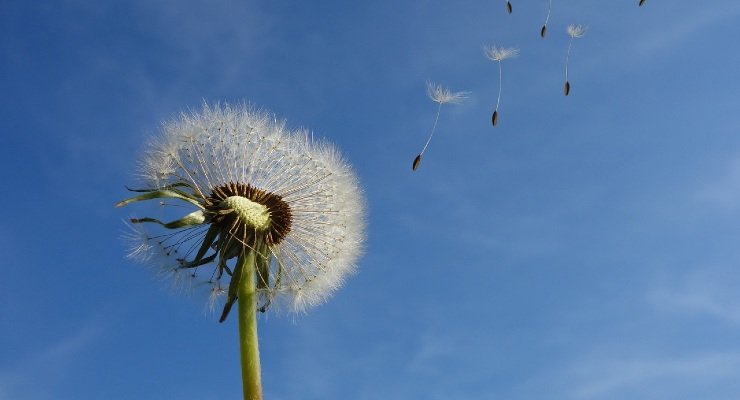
[118, 102, 365, 399]
[540, 0, 552, 37]
[484, 44, 519, 127]
[412, 82, 469, 171]
[639, 0, 646, 6]
[506, 0, 513, 14]
[564, 24, 587, 96]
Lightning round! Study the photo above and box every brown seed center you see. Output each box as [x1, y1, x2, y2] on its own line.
[206, 182, 292, 246]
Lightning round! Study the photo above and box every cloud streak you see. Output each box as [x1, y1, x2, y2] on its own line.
[569, 351, 740, 399]
[649, 265, 740, 325]
[696, 155, 740, 212]
[632, 4, 740, 59]
[0, 320, 105, 400]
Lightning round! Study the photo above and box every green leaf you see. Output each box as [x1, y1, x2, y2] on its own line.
[220, 250, 246, 323]
[116, 190, 204, 209]
[178, 253, 217, 269]
[255, 242, 269, 289]
[130, 210, 205, 229]
[191, 224, 220, 265]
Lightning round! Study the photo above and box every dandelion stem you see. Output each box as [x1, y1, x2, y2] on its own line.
[565, 37, 573, 82]
[237, 249, 263, 400]
[540, 0, 552, 37]
[495, 61, 503, 112]
[420, 101, 443, 156]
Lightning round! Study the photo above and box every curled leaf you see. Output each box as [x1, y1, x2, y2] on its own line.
[130, 210, 205, 229]
[116, 189, 203, 209]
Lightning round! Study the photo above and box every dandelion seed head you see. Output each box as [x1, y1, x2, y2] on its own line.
[484, 45, 520, 62]
[121, 102, 366, 315]
[426, 81, 469, 104]
[567, 24, 587, 38]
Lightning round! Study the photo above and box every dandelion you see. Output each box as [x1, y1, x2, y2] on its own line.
[564, 24, 587, 96]
[412, 82, 468, 171]
[484, 44, 519, 127]
[506, 0, 513, 14]
[540, 0, 553, 37]
[117, 102, 365, 399]
[567, 24, 587, 38]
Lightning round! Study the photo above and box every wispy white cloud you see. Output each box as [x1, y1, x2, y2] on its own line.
[648, 265, 740, 325]
[503, 263, 740, 400]
[506, 346, 740, 400]
[404, 328, 460, 376]
[696, 155, 740, 212]
[569, 351, 740, 399]
[632, 4, 740, 59]
[135, 0, 275, 93]
[0, 320, 105, 400]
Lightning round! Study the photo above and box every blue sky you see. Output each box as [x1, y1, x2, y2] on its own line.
[3, 1, 740, 399]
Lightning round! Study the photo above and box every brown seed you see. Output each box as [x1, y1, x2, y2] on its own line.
[506, 1, 512, 14]
[564, 81, 570, 96]
[412, 154, 422, 171]
[639, 0, 646, 6]
[492, 110, 499, 127]
[540, 25, 547, 38]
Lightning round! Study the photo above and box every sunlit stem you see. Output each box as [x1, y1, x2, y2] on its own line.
[543, 0, 552, 26]
[237, 249, 263, 400]
[419, 101, 443, 157]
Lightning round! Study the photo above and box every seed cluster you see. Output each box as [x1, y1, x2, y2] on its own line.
[206, 182, 293, 247]
[122, 103, 365, 316]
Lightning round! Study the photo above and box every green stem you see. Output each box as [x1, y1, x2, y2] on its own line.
[237, 249, 263, 400]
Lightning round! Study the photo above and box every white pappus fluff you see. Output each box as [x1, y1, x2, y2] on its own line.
[123, 102, 366, 314]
